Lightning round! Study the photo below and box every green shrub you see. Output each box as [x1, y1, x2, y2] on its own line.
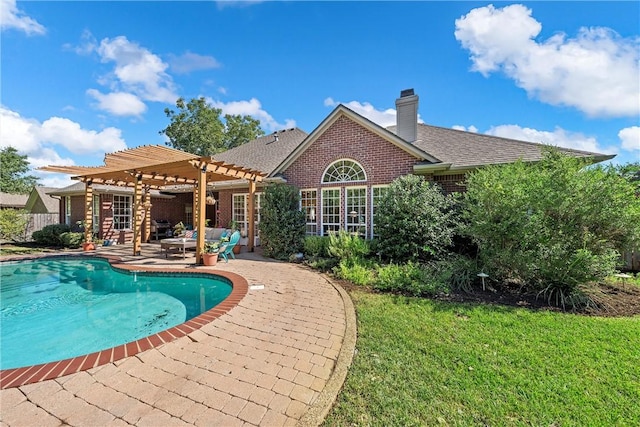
[374, 262, 449, 297]
[259, 183, 306, 260]
[335, 259, 376, 286]
[463, 149, 640, 307]
[59, 232, 83, 248]
[438, 255, 483, 293]
[328, 230, 370, 261]
[0, 209, 28, 241]
[375, 175, 459, 263]
[303, 235, 331, 258]
[307, 257, 339, 272]
[32, 223, 71, 246]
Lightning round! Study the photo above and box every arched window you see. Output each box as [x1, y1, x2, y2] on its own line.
[322, 159, 366, 183]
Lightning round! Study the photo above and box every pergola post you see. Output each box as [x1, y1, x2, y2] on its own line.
[247, 180, 256, 252]
[133, 175, 143, 255]
[195, 165, 207, 264]
[143, 188, 152, 243]
[84, 181, 93, 243]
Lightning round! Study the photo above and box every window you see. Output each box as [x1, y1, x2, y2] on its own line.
[322, 159, 366, 183]
[300, 189, 318, 235]
[92, 195, 100, 234]
[65, 197, 71, 225]
[346, 187, 367, 237]
[371, 185, 389, 238]
[233, 194, 246, 233]
[112, 195, 132, 230]
[233, 193, 262, 236]
[321, 188, 341, 235]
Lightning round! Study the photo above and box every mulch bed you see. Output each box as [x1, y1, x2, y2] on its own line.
[334, 277, 640, 318]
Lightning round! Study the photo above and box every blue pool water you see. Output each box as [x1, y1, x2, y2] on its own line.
[0, 257, 232, 370]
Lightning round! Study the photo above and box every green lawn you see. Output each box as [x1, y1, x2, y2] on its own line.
[324, 291, 640, 426]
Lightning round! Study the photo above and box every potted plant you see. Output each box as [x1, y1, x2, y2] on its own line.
[173, 221, 185, 237]
[202, 241, 221, 266]
[82, 238, 95, 251]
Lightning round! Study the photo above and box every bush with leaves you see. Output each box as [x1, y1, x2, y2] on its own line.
[60, 232, 84, 248]
[303, 235, 331, 258]
[32, 224, 71, 247]
[375, 174, 459, 263]
[328, 230, 370, 261]
[0, 209, 28, 242]
[463, 148, 640, 307]
[374, 261, 449, 297]
[259, 183, 306, 260]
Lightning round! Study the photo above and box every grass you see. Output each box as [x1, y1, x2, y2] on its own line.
[323, 291, 640, 426]
[0, 242, 61, 256]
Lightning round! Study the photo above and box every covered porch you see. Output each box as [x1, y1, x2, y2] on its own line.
[40, 145, 265, 264]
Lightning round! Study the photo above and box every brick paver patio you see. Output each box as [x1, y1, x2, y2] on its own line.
[0, 244, 356, 426]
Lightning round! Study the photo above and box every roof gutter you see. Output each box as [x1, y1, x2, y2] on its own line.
[413, 163, 452, 174]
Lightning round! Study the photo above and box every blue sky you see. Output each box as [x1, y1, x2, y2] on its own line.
[2, 0, 638, 188]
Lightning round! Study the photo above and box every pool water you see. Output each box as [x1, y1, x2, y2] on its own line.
[0, 257, 232, 370]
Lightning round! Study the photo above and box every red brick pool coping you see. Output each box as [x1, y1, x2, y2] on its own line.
[0, 253, 248, 390]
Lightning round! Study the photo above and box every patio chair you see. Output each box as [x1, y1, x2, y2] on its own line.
[219, 230, 241, 263]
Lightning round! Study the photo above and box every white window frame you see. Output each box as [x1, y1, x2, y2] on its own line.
[321, 187, 341, 236]
[65, 196, 72, 225]
[370, 185, 389, 239]
[300, 189, 318, 235]
[92, 195, 100, 234]
[112, 195, 132, 230]
[345, 186, 367, 237]
[321, 159, 367, 183]
[232, 192, 262, 237]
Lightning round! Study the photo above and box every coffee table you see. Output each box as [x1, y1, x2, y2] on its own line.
[160, 238, 197, 259]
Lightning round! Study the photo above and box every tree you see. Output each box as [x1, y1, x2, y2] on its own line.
[0, 147, 39, 194]
[159, 97, 264, 156]
[463, 148, 640, 306]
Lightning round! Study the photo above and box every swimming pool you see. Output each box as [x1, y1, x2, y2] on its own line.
[1, 257, 232, 370]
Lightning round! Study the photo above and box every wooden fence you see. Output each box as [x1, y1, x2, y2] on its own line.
[23, 213, 59, 240]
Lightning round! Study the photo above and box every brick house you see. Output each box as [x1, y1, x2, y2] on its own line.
[48, 89, 613, 244]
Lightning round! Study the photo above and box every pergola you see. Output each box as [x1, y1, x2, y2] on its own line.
[40, 145, 265, 263]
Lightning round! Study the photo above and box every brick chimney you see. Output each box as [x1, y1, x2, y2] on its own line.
[395, 88, 418, 142]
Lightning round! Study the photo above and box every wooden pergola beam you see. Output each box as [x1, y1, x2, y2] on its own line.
[39, 145, 267, 261]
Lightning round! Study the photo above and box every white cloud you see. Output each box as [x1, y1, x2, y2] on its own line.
[619, 126, 640, 152]
[167, 51, 221, 74]
[324, 97, 424, 128]
[0, 0, 46, 35]
[96, 36, 178, 103]
[452, 125, 478, 133]
[75, 34, 178, 116]
[0, 106, 127, 159]
[485, 124, 615, 154]
[39, 117, 127, 154]
[455, 4, 640, 118]
[86, 89, 147, 117]
[1, 106, 127, 186]
[218, 87, 228, 95]
[208, 98, 296, 132]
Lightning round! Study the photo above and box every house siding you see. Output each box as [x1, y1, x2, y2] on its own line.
[284, 115, 417, 188]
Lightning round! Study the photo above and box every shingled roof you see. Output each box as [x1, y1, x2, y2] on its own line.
[388, 124, 614, 170]
[215, 128, 308, 175]
[0, 192, 28, 208]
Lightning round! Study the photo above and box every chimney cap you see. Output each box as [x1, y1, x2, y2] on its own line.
[400, 88, 415, 97]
